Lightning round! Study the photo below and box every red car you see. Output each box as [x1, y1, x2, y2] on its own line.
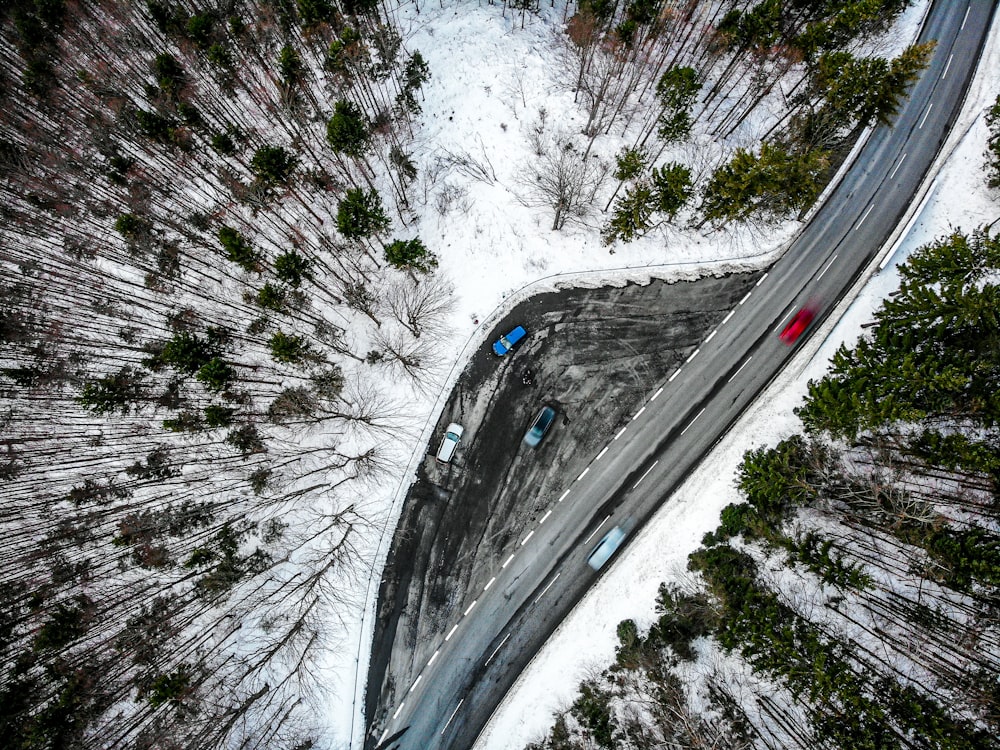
[779, 307, 815, 345]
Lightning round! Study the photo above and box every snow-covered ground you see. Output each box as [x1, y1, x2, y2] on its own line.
[470, 6, 1000, 749]
[320, 0, 1000, 746]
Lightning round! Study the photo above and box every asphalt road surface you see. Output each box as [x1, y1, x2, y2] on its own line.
[364, 2, 996, 748]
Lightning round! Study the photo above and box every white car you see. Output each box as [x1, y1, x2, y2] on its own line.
[436, 423, 464, 463]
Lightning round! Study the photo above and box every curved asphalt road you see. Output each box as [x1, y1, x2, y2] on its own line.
[369, 2, 996, 748]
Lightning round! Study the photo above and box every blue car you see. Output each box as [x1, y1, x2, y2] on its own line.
[587, 526, 626, 570]
[523, 405, 556, 447]
[492, 325, 527, 356]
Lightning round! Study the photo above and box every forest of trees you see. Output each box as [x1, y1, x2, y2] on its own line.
[0, 0, 945, 747]
[526, 227, 1000, 748]
[1, 0, 442, 746]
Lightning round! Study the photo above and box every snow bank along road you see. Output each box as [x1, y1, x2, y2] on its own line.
[367, 2, 997, 748]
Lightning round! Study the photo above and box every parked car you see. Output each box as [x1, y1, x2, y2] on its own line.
[523, 405, 556, 447]
[435, 423, 464, 463]
[492, 325, 527, 356]
[587, 526, 627, 570]
[779, 306, 815, 345]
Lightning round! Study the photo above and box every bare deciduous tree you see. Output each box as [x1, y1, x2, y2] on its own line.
[517, 136, 607, 230]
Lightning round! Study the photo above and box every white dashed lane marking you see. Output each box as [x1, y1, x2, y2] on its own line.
[919, 102, 933, 129]
[889, 152, 907, 179]
[854, 204, 875, 230]
[680, 408, 705, 436]
[584, 516, 611, 544]
[728, 356, 752, 383]
[441, 700, 463, 735]
[533, 573, 560, 604]
[632, 460, 658, 490]
[816, 255, 838, 281]
[941, 53, 953, 80]
[485, 634, 511, 667]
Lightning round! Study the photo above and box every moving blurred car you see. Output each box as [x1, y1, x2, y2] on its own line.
[779, 307, 815, 345]
[492, 325, 527, 356]
[523, 405, 556, 447]
[435, 423, 464, 463]
[587, 526, 626, 570]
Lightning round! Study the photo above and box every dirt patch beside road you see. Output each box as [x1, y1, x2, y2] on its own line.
[364, 270, 762, 737]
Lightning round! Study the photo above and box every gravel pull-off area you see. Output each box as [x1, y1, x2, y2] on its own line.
[364, 270, 762, 734]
